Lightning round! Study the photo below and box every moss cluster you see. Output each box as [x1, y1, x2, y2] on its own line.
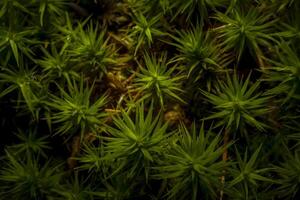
[0, 0, 300, 199]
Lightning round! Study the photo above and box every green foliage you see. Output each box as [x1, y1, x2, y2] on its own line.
[48, 78, 108, 139]
[276, 1, 300, 45]
[153, 123, 228, 200]
[141, 0, 171, 14]
[76, 143, 104, 173]
[283, 115, 300, 149]
[93, 174, 141, 200]
[267, 0, 297, 12]
[0, 22, 38, 65]
[214, 7, 278, 63]
[0, 151, 64, 200]
[275, 150, 300, 199]
[38, 44, 79, 83]
[103, 103, 170, 180]
[8, 128, 50, 158]
[129, 12, 164, 55]
[201, 73, 271, 134]
[0, 0, 32, 20]
[0, 63, 42, 114]
[0, 1, 300, 199]
[226, 145, 275, 199]
[35, 0, 67, 27]
[169, 26, 230, 90]
[263, 43, 300, 102]
[53, 12, 79, 50]
[85, 174, 148, 200]
[61, 172, 95, 200]
[69, 22, 117, 76]
[133, 52, 185, 107]
[169, 0, 228, 22]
